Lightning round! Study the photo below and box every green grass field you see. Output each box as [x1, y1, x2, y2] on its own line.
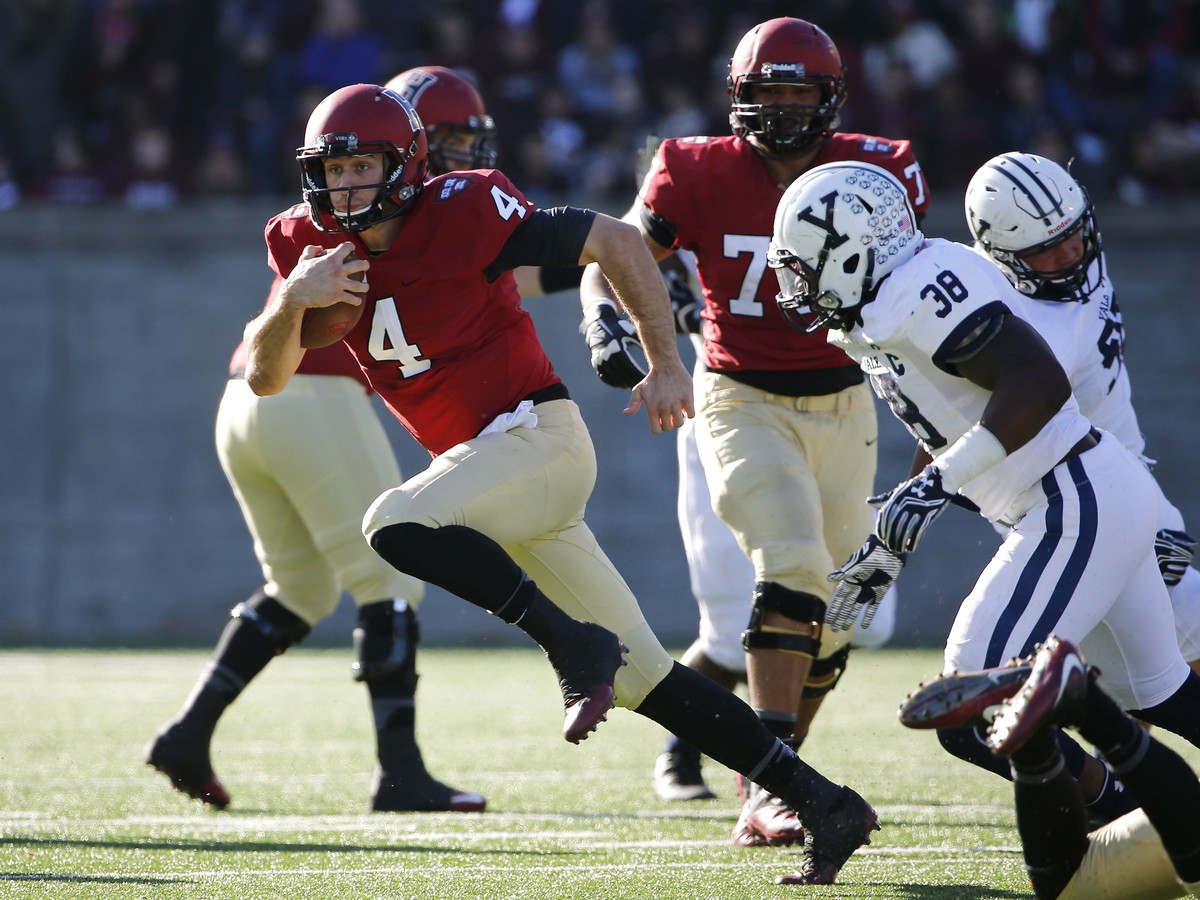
[4, 645, 1180, 899]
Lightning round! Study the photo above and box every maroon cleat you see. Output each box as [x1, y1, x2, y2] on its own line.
[732, 781, 805, 847]
[987, 635, 1095, 757]
[776, 786, 879, 885]
[898, 659, 1033, 730]
[145, 726, 231, 810]
[546, 622, 628, 744]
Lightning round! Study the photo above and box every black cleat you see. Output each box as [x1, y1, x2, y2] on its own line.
[545, 622, 627, 744]
[145, 724, 231, 810]
[653, 750, 717, 802]
[370, 769, 486, 812]
[776, 786, 879, 885]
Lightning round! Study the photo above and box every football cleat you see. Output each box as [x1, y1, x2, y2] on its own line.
[732, 781, 806, 847]
[988, 635, 1095, 757]
[653, 750, 717, 802]
[776, 785, 880, 885]
[370, 769, 486, 813]
[898, 659, 1033, 730]
[545, 622, 628, 744]
[145, 726, 231, 810]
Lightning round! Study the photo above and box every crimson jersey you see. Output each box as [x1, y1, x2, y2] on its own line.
[640, 133, 929, 373]
[265, 169, 560, 457]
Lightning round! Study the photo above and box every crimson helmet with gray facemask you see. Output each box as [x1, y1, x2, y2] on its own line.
[296, 84, 429, 234]
[727, 17, 847, 159]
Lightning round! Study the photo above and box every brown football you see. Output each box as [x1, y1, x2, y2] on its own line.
[299, 251, 367, 348]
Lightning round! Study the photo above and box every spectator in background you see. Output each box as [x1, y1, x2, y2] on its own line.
[38, 128, 107, 204]
[0, 0, 80, 192]
[119, 123, 183, 209]
[555, 0, 642, 143]
[295, 0, 384, 96]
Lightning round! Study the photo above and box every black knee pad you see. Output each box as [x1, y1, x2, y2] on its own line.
[230, 591, 311, 656]
[741, 582, 824, 658]
[352, 598, 419, 687]
[802, 644, 851, 700]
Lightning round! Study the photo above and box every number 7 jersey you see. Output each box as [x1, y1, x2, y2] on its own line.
[829, 238, 1093, 524]
[265, 169, 560, 457]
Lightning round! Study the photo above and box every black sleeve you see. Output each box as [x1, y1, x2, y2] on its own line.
[537, 265, 585, 294]
[932, 301, 1010, 375]
[484, 207, 596, 282]
[638, 203, 678, 250]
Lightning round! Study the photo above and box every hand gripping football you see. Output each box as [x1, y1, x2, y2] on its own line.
[299, 249, 366, 348]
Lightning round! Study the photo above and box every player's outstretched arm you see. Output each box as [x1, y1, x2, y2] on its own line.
[579, 215, 692, 433]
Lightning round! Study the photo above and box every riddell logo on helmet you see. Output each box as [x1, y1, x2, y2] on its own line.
[1047, 218, 1072, 235]
[762, 63, 803, 76]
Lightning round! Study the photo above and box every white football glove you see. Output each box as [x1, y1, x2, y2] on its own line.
[826, 535, 906, 632]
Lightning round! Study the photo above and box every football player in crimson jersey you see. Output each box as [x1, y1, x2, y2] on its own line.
[145, 278, 487, 814]
[580, 16, 927, 844]
[245, 82, 879, 887]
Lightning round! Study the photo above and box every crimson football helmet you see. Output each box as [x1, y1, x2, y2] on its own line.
[385, 66, 497, 176]
[728, 17, 847, 159]
[296, 83, 429, 233]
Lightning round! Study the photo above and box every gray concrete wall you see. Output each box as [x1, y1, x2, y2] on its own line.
[3, 199, 1198, 649]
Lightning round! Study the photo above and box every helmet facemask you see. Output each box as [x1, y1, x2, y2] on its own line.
[298, 131, 427, 234]
[979, 203, 1101, 300]
[426, 115, 498, 175]
[770, 162, 923, 332]
[729, 73, 844, 159]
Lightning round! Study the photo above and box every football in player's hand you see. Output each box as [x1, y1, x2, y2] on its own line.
[299, 250, 366, 348]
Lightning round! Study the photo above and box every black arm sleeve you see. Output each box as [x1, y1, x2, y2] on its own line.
[537, 265, 585, 294]
[638, 203, 678, 250]
[484, 207, 596, 282]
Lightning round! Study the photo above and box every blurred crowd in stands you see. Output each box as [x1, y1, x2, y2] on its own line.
[2, 0, 1199, 212]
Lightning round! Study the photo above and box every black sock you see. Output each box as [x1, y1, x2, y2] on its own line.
[634, 663, 838, 815]
[1129, 671, 1200, 748]
[1081, 682, 1200, 882]
[1009, 729, 1091, 900]
[174, 594, 308, 738]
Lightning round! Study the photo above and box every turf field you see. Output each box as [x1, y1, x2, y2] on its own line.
[4, 645, 1176, 899]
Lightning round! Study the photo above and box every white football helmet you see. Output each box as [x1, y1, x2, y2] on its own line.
[769, 161, 923, 332]
[965, 151, 1101, 300]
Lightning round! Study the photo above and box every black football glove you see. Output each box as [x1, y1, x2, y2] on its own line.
[581, 302, 646, 389]
[664, 270, 702, 335]
[870, 465, 954, 555]
[826, 535, 906, 632]
[1155, 528, 1197, 587]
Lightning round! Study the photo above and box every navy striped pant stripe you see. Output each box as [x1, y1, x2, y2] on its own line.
[983, 456, 1098, 667]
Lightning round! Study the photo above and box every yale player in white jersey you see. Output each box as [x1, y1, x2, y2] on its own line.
[768, 162, 1200, 760]
[965, 151, 1200, 668]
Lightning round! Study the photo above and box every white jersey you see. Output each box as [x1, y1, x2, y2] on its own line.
[978, 248, 1146, 458]
[828, 238, 1092, 523]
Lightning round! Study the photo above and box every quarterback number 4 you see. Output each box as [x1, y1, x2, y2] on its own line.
[369, 297, 432, 377]
[490, 185, 527, 221]
[920, 270, 969, 319]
